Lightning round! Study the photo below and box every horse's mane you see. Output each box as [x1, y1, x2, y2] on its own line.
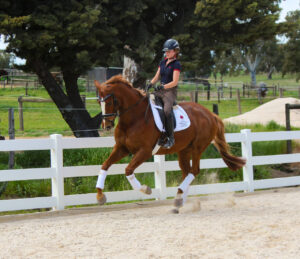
[106, 75, 146, 97]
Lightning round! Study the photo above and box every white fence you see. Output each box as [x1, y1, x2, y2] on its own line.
[1, 129, 300, 212]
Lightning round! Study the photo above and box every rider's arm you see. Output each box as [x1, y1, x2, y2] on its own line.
[163, 70, 180, 89]
[150, 68, 160, 85]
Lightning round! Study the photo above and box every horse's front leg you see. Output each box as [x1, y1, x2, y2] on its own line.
[125, 149, 152, 195]
[96, 145, 129, 205]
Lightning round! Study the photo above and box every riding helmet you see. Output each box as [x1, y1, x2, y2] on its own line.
[162, 39, 180, 52]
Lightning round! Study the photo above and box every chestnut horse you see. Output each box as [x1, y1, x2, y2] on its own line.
[95, 75, 245, 212]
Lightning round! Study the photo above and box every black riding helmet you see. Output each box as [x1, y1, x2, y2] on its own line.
[162, 39, 180, 52]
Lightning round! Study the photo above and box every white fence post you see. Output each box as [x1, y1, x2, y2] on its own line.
[50, 134, 65, 210]
[154, 155, 167, 200]
[241, 129, 254, 192]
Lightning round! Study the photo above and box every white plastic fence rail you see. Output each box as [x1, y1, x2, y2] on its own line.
[1, 129, 300, 212]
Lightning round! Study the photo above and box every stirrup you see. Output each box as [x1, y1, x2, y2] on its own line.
[163, 137, 174, 149]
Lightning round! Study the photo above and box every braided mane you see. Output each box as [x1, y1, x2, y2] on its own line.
[106, 75, 145, 97]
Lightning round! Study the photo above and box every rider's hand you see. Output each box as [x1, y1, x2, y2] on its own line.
[146, 83, 153, 91]
[154, 85, 164, 91]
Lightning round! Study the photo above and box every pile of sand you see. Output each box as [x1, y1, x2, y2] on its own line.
[224, 97, 300, 127]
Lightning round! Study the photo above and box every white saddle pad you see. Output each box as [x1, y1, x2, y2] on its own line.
[149, 95, 191, 132]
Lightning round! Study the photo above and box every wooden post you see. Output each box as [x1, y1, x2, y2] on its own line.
[285, 103, 292, 154]
[8, 108, 15, 169]
[280, 88, 283, 98]
[154, 155, 167, 200]
[237, 89, 242, 114]
[194, 90, 198, 103]
[258, 88, 262, 104]
[242, 84, 245, 97]
[207, 86, 210, 100]
[18, 96, 24, 131]
[25, 82, 28, 96]
[241, 129, 254, 192]
[190, 91, 195, 102]
[10, 76, 13, 90]
[230, 86, 232, 99]
[50, 134, 65, 210]
[213, 104, 219, 115]
[217, 87, 220, 103]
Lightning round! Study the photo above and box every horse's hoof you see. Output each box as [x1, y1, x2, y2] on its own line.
[140, 185, 152, 195]
[174, 195, 183, 208]
[171, 208, 179, 214]
[96, 193, 107, 205]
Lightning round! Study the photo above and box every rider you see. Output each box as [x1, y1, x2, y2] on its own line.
[148, 39, 181, 149]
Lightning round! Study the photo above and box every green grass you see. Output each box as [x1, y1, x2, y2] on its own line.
[0, 73, 298, 214]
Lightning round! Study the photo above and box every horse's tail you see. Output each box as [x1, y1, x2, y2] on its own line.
[213, 115, 246, 171]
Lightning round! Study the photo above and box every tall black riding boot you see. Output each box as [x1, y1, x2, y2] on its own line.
[163, 113, 175, 149]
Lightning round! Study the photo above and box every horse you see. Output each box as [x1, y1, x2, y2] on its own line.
[94, 75, 245, 213]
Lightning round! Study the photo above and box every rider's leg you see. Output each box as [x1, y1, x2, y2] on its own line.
[162, 91, 175, 149]
[164, 112, 175, 148]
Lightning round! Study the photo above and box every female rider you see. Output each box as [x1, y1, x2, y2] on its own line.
[148, 39, 181, 149]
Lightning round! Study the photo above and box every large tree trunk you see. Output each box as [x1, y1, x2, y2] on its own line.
[122, 55, 146, 89]
[33, 59, 102, 137]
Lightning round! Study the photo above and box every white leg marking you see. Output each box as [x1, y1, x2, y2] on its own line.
[96, 169, 108, 189]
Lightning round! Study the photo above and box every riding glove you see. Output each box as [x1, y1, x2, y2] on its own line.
[155, 85, 164, 91]
[146, 83, 153, 91]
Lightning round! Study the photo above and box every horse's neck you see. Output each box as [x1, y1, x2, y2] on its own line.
[115, 88, 147, 124]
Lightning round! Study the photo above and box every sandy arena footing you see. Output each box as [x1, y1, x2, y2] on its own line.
[1, 187, 300, 258]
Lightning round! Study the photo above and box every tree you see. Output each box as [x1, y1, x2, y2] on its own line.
[259, 39, 284, 79]
[0, 50, 13, 69]
[179, 0, 283, 77]
[282, 10, 300, 81]
[0, 1, 120, 137]
[0, 0, 284, 137]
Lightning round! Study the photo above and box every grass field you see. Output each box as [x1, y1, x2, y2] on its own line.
[0, 72, 298, 137]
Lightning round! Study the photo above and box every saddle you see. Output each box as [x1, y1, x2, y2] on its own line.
[149, 94, 190, 133]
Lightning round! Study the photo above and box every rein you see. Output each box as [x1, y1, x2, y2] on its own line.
[99, 93, 148, 120]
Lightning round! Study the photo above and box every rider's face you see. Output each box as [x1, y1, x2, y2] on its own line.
[165, 49, 176, 59]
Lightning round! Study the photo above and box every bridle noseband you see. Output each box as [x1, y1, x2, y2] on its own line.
[98, 94, 119, 125]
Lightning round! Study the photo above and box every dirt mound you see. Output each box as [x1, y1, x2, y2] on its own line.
[224, 97, 300, 127]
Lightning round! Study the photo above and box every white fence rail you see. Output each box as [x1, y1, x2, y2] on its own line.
[1, 129, 300, 212]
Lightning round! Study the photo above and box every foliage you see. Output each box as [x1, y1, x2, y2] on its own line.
[282, 10, 300, 81]
[0, 50, 14, 69]
[0, 0, 285, 136]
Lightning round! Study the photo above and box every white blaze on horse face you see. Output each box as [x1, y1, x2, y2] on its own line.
[101, 101, 106, 116]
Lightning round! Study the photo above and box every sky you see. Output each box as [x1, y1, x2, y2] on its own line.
[0, 0, 299, 64]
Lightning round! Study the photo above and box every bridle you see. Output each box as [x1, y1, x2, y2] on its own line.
[98, 94, 119, 125]
[99, 92, 148, 125]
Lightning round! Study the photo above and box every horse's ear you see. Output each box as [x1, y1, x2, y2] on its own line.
[94, 80, 102, 90]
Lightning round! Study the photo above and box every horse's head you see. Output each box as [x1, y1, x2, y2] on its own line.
[94, 80, 118, 131]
